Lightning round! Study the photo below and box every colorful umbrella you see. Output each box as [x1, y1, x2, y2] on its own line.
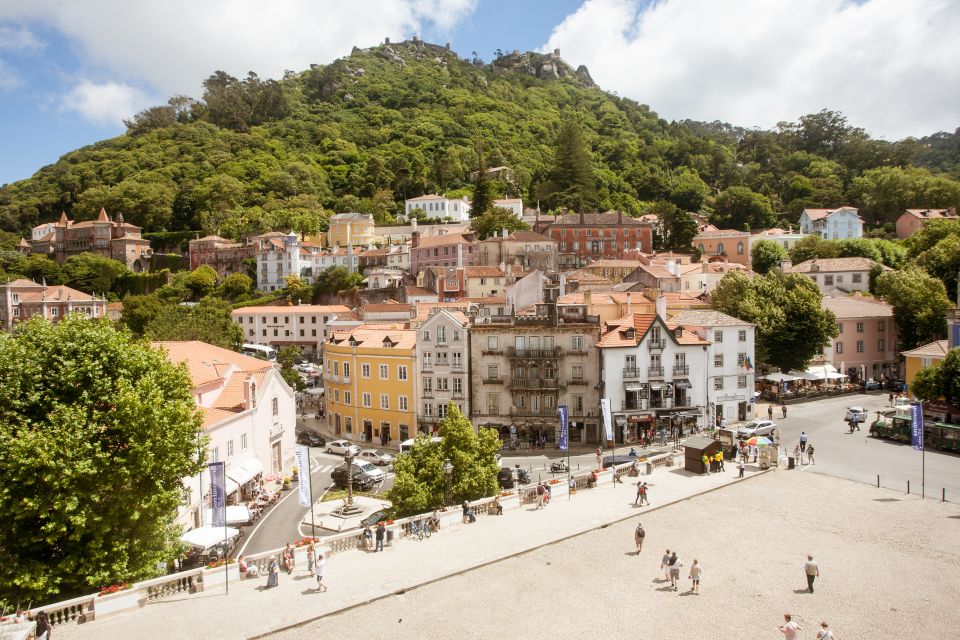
[745, 436, 773, 447]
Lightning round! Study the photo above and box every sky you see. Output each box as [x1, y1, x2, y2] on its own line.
[0, 0, 958, 186]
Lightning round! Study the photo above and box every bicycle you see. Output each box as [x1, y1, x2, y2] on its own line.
[409, 517, 432, 540]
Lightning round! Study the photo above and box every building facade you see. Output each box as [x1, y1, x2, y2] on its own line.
[784, 257, 887, 295]
[693, 229, 752, 266]
[327, 212, 375, 247]
[188, 235, 254, 277]
[410, 232, 480, 277]
[415, 309, 471, 434]
[478, 230, 558, 273]
[798, 206, 863, 240]
[895, 208, 959, 239]
[0, 279, 107, 330]
[821, 296, 898, 383]
[404, 194, 471, 222]
[231, 304, 351, 353]
[546, 211, 653, 270]
[28, 208, 152, 270]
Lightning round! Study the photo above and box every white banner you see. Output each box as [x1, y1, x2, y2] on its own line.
[600, 398, 614, 442]
[294, 445, 312, 508]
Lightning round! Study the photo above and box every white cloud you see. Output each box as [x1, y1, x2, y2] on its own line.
[543, 0, 960, 139]
[0, 58, 20, 90]
[0, 24, 43, 51]
[0, 1, 477, 98]
[60, 80, 152, 126]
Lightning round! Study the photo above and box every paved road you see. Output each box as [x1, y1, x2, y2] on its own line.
[766, 392, 960, 500]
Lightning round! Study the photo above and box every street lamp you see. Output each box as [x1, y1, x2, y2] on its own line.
[443, 458, 453, 507]
[345, 449, 356, 511]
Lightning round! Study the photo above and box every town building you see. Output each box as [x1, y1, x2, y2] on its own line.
[597, 308, 710, 443]
[669, 309, 757, 425]
[903, 340, 950, 390]
[416, 309, 471, 434]
[404, 194, 471, 222]
[557, 290, 655, 324]
[492, 198, 524, 217]
[749, 227, 806, 253]
[821, 296, 898, 383]
[28, 209, 152, 270]
[374, 220, 470, 246]
[693, 229, 752, 266]
[468, 302, 601, 445]
[156, 341, 295, 529]
[623, 261, 683, 292]
[230, 304, 351, 354]
[188, 235, 254, 277]
[253, 232, 359, 292]
[784, 257, 888, 295]
[327, 212, 375, 247]
[679, 261, 754, 295]
[798, 206, 863, 240]
[364, 267, 405, 290]
[478, 230, 558, 273]
[323, 326, 417, 447]
[0, 278, 107, 330]
[546, 211, 654, 270]
[576, 259, 647, 285]
[410, 231, 480, 277]
[895, 208, 959, 239]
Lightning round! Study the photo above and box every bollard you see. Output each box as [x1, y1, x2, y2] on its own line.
[943, 488, 946, 503]
[876, 474, 880, 488]
[907, 480, 910, 495]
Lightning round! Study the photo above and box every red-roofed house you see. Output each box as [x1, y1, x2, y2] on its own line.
[28, 209, 152, 270]
[410, 231, 480, 276]
[0, 278, 107, 330]
[798, 206, 863, 240]
[896, 208, 959, 239]
[546, 211, 654, 270]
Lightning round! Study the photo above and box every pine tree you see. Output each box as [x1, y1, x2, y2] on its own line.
[543, 119, 597, 211]
[470, 145, 493, 218]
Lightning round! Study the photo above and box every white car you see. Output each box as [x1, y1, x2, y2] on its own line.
[352, 459, 385, 483]
[845, 406, 867, 422]
[737, 419, 777, 439]
[359, 449, 394, 466]
[326, 440, 360, 456]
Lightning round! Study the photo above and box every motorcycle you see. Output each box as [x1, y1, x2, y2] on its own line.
[514, 465, 531, 485]
[549, 459, 569, 473]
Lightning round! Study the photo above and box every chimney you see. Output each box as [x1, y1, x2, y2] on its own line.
[411, 218, 418, 233]
[626, 292, 632, 316]
[457, 241, 463, 267]
[617, 210, 622, 225]
[579, 210, 584, 226]
[656, 295, 666, 322]
[411, 230, 421, 249]
[243, 375, 257, 410]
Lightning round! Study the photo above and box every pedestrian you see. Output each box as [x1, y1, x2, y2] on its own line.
[768, 405, 774, 420]
[804, 554, 820, 593]
[34, 611, 51, 640]
[720, 417, 727, 430]
[889, 392, 895, 406]
[816, 621, 834, 639]
[807, 444, 815, 465]
[701, 453, 711, 475]
[781, 403, 787, 419]
[493, 496, 503, 515]
[659, 428, 666, 445]
[314, 553, 327, 592]
[569, 476, 577, 494]
[634, 522, 645, 554]
[639, 482, 649, 506]
[737, 457, 745, 478]
[799, 432, 808, 453]
[375, 521, 385, 552]
[660, 548, 672, 581]
[717, 450, 725, 471]
[536, 482, 546, 509]
[362, 526, 373, 551]
[635, 479, 643, 505]
[793, 443, 801, 461]
[688, 559, 702, 594]
[779, 614, 802, 640]
[668, 551, 682, 591]
[266, 556, 280, 588]
[306, 541, 316, 575]
[595, 447, 602, 470]
[282, 543, 295, 574]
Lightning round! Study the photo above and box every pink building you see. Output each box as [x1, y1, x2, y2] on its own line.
[0, 279, 107, 331]
[895, 208, 958, 239]
[821, 296, 898, 383]
[693, 229, 752, 266]
[409, 231, 479, 277]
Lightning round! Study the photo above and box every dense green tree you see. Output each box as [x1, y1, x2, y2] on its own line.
[313, 266, 362, 298]
[387, 404, 500, 517]
[541, 119, 597, 211]
[650, 201, 698, 251]
[121, 293, 164, 335]
[62, 253, 128, 295]
[711, 186, 776, 230]
[712, 270, 838, 372]
[283, 274, 312, 303]
[910, 348, 960, 404]
[470, 147, 493, 219]
[914, 234, 960, 303]
[470, 207, 530, 240]
[145, 298, 242, 349]
[23, 254, 65, 285]
[218, 273, 253, 301]
[751, 239, 789, 274]
[910, 361, 942, 401]
[789, 235, 841, 264]
[875, 267, 952, 351]
[847, 166, 960, 225]
[184, 265, 218, 300]
[0, 315, 203, 603]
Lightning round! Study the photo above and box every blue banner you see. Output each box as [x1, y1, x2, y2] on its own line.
[209, 461, 226, 527]
[557, 405, 569, 451]
[910, 402, 924, 451]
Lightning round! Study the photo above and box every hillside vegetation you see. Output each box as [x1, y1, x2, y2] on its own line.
[1, 40, 959, 239]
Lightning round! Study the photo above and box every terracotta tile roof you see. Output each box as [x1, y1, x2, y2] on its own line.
[784, 257, 886, 273]
[693, 228, 750, 238]
[153, 341, 275, 387]
[551, 212, 649, 227]
[415, 233, 475, 248]
[667, 325, 712, 345]
[493, 198, 522, 204]
[564, 270, 613, 284]
[679, 261, 753, 275]
[597, 313, 657, 347]
[406, 194, 448, 202]
[902, 208, 958, 219]
[330, 326, 417, 350]
[557, 291, 654, 305]
[902, 339, 950, 358]
[585, 259, 647, 268]
[505, 230, 554, 242]
[17, 284, 101, 303]
[1, 278, 45, 289]
[801, 206, 859, 220]
[462, 266, 505, 278]
[669, 309, 753, 328]
[821, 296, 894, 319]
[203, 407, 240, 428]
[454, 296, 506, 305]
[231, 305, 350, 317]
[405, 286, 438, 297]
[212, 370, 267, 411]
[363, 302, 414, 314]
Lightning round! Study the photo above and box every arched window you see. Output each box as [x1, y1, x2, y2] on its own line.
[716, 242, 725, 255]
[737, 241, 744, 255]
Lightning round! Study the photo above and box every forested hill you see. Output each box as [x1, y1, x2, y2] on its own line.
[1, 38, 959, 240]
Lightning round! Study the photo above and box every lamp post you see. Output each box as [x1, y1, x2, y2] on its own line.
[345, 449, 356, 511]
[443, 458, 453, 507]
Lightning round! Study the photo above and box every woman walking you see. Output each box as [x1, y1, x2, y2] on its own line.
[668, 551, 682, 591]
[306, 541, 316, 575]
[634, 523, 645, 554]
[266, 556, 280, 588]
[688, 559, 702, 594]
[282, 543, 295, 573]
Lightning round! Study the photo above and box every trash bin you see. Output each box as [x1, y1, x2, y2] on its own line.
[645, 462, 653, 475]
[386, 529, 395, 546]
[787, 456, 795, 469]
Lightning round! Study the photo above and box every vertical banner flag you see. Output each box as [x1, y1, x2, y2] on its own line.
[295, 445, 312, 508]
[910, 402, 924, 451]
[600, 398, 614, 442]
[209, 461, 226, 528]
[557, 405, 569, 451]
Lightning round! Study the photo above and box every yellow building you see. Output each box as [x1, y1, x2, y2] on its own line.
[326, 212, 375, 248]
[323, 325, 417, 448]
[902, 340, 949, 389]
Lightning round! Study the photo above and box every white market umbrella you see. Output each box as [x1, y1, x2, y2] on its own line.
[202, 505, 252, 526]
[760, 373, 797, 382]
[180, 525, 239, 551]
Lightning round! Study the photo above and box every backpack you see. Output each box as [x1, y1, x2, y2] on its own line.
[636, 525, 645, 538]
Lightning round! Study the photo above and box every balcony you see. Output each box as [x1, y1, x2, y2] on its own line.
[422, 389, 434, 399]
[510, 408, 556, 417]
[509, 378, 559, 390]
[482, 376, 503, 384]
[647, 339, 666, 350]
[421, 362, 434, 373]
[507, 346, 562, 359]
[648, 367, 664, 378]
[452, 362, 464, 371]
[452, 390, 464, 398]
[673, 365, 689, 376]
[622, 367, 640, 379]
[481, 348, 503, 356]
[568, 378, 588, 385]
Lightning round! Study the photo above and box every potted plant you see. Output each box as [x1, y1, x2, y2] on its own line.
[282, 475, 292, 490]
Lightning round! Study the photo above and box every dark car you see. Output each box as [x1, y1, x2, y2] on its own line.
[296, 429, 326, 447]
[497, 467, 515, 489]
[331, 464, 376, 491]
[361, 509, 389, 528]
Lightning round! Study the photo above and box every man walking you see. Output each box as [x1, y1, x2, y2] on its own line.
[314, 553, 327, 592]
[717, 450, 725, 472]
[375, 522, 385, 552]
[799, 431, 808, 453]
[737, 457, 745, 478]
[804, 554, 820, 593]
[536, 482, 546, 509]
[781, 403, 787, 419]
[639, 482, 649, 506]
[779, 614, 802, 639]
[668, 551, 682, 591]
[660, 549, 671, 582]
[634, 522, 645, 554]
[634, 480, 643, 505]
[768, 405, 774, 420]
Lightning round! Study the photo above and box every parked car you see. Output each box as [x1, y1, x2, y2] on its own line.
[331, 464, 376, 491]
[845, 406, 868, 423]
[497, 467, 515, 489]
[736, 419, 777, 439]
[296, 429, 326, 447]
[863, 379, 882, 391]
[358, 449, 394, 466]
[361, 509, 389, 528]
[353, 459, 385, 484]
[326, 440, 360, 456]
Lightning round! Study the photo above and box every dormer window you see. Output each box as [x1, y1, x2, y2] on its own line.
[674, 328, 682, 338]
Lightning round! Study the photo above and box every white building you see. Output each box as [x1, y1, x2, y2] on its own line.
[416, 309, 471, 433]
[492, 198, 524, 218]
[598, 303, 710, 443]
[231, 304, 352, 354]
[798, 207, 863, 240]
[253, 232, 307, 292]
[669, 309, 756, 425]
[404, 194, 472, 222]
[679, 261, 754, 295]
[749, 228, 806, 253]
[155, 341, 296, 530]
[784, 257, 888, 295]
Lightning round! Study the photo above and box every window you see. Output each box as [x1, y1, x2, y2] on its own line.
[824, 275, 834, 286]
[714, 330, 723, 343]
[737, 375, 746, 388]
[334, 389, 340, 402]
[362, 363, 371, 378]
[714, 378, 723, 390]
[437, 326, 447, 343]
[544, 395, 554, 408]
[738, 330, 746, 342]
[451, 378, 462, 395]
[736, 241, 744, 255]
[334, 362, 340, 376]
[878, 320, 886, 332]
[714, 354, 724, 367]
[422, 353, 432, 368]
[852, 273, 862, 284]
[572, 364, 584, 379]
[737, 353, 746, 367]
[716, 242, 725, 255]
[837, 323, 843, 334]
[487, 364, 500, 380]
[399, 396, 408, 411]
[878, 339, 886, 351]
[422, 329, 431, 342]
[398, 365, 408, 381]
[362, 393, 372, 407]
[344, 391, 351, 405]
[241, 433, 248, 450]
[345, 417, 352, 433]
[272, 397, 279, 416]
[856, 322, 864, 333]
[423, 403, 434, 417]
[227, 440, 234, 457]
[856, 340, 864, 353]
[209, 446, 219, 463]
[571, 335, 584, 351]
[380, 394, 390, 409]
[343, 362, 350, 378]
[437, 377, 449, 391]
[835, 342, 843, 354]
[487, 336, 499, 350]
[487, 394, 500, 415]
[438, 404, 448, 418]
[453, 330, 461, 342]
[452, 352, 462, 368]
[379, 364, 389, 380]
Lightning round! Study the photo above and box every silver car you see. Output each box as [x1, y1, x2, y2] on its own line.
[737, 419, 777, 439]
[359, 449, 394, 466]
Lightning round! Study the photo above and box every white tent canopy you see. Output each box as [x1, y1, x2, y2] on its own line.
[180, 525, 239, 550]
[202, 505, 253, 526]
[226, 458, 263, 486]
[760, 373, 797, 382]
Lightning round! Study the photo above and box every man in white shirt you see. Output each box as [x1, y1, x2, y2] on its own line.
[779, 613, 802, 640]
[804, 554, 820, 593]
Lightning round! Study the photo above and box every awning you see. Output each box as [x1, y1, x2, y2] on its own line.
[760, 373, 797, 382]
[203, 505, 253, 526]
[180, 525, 240, 551]
[305, 387, 324, 395]
[226, 458, 264, 486]
[649, 383, 664, 390]
[674, 381, 691, 389]
[625, 385, 642, 392]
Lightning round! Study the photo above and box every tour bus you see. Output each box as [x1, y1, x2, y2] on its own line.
[399, 436, 443, 454]
[240, 343, 278, 361]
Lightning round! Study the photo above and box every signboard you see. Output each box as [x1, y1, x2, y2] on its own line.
[209, 462, 226, 528]
[557, 405, 569, 451]
[294, 445, 312, 508]
[600, 398, 614, 442]
[910, 402, 924, 451]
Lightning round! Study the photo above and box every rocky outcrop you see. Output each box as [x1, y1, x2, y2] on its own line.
[575, 65, 596, 88]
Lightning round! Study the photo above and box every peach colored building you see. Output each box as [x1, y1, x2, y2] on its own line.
[693, 229, 752, 266]
[821, 296, 898, 383]
[895, 208, 958, 239]
[0, 278, 107, 331]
